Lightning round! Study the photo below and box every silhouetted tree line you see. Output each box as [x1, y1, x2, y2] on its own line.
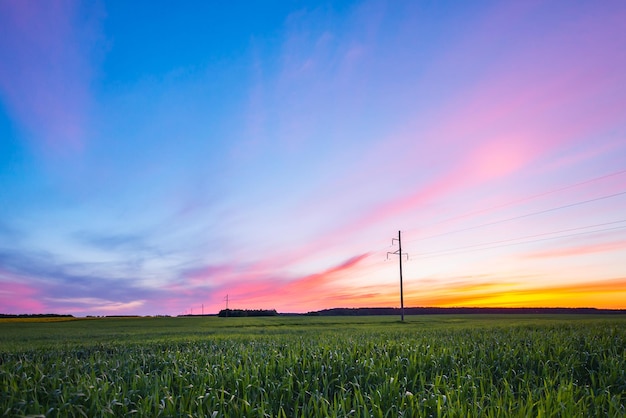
[218, 309, 278, 317]
[308, 307, 625, 316]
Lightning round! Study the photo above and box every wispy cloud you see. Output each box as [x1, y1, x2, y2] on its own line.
[0, 272, 45, 313]
[44, 297, 145, 314]
[0, 0, 103, 151]
[525, 240, 626, 259]
[0, 247, 162, 314]
[179, 253, 372, 312]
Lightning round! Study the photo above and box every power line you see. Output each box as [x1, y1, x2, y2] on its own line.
[406, 189, 626, 244]
[414, 225, 626, 259]
[368, 169, 626, 256]
[415, 219, 626, 255]
[407, 168, 626, 234]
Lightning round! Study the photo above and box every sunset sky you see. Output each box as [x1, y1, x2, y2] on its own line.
[1, 0, 625, 316]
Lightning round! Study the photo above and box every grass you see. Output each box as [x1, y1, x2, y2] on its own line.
[1, 315, 625, 417]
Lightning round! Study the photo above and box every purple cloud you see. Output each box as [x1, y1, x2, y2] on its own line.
[0, 0, 103, 151]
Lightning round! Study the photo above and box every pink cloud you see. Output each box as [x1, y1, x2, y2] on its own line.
[0, 276, 45, 314]
[328, 134, 538, 242]
[280, 253, 371, 294]
[183, 264, 236, 289]
[525, 240, 626, 259]
[189, 253, 371, 312]
[241, 117, 550, 275]
[335, 43, 625, 240]
[297, 34, 626, 246]
[0, 0, 102, 151]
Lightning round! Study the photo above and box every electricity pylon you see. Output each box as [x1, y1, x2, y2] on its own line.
[388, 230, 409, 321]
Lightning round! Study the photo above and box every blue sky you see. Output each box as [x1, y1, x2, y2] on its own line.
[1, 0, 626, 315]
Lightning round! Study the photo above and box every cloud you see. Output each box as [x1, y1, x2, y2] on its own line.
[72, 230, 166, 264]
[0, 0, 103, 151]
[525, 240, 626, 259]
[183, 252, 372, 312]
[74, 231, 148, 251]
[280, 252, 371, 295]
[0, 247, 163, 314]
[44, 297, 145, 313]
[0, 272, 45, 314]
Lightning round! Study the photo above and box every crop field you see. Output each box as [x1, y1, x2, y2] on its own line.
[1, 315, 625, 417]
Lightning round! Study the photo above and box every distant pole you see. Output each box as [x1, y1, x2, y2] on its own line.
[202, 304, 204, 316]
[388, 230, 409, 322]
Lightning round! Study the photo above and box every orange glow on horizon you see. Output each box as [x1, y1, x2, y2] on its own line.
[389, 277, 626, 310]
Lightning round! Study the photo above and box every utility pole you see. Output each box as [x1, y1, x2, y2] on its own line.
[388, 230, 409, 321]
[202, 304, 204, 316]
[221, 295, 232, 317]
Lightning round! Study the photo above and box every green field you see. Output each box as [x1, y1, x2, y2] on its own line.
[1, 315, 625, 417]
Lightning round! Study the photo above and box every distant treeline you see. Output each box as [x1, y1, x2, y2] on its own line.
[0, 314, 74, 318]
[307, 307, 626, 316]
[218, 309, 278, 317]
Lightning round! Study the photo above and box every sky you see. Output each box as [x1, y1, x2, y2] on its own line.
[1, 0, 625, 316]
